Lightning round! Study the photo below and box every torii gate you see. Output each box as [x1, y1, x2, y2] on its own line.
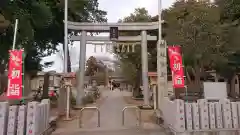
[67, 21, 167, 108]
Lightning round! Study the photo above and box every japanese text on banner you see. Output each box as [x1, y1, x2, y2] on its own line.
[168, 46, 185, 88]
[7, 50, 23, 99]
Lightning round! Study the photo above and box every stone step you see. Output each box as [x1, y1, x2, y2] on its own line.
[52, 127, 166, 135]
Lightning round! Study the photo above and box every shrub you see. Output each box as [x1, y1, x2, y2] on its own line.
[82, 94, 94, 105]
[71, 96, 76, 105]
[93, 91, 100, 99]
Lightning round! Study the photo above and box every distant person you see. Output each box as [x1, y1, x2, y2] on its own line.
[112, 80, 116, 91]
[109, 81, 112, 91]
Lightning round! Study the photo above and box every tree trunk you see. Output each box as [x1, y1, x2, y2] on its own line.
[42, 73, 50, 99]
[194, 61, 201, 93]
[0, 62, 6, 94]
[67, 47, 71, 72]
[186, 69, 192, 84]
[132, 68, 141, 97]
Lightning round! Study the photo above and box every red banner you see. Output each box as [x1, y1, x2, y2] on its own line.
[168, 46, 185, 88]
[7, 50, 23, 99]
[168, 46, 181, 71]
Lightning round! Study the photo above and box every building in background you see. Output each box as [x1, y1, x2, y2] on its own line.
[30, 71, 62, 91]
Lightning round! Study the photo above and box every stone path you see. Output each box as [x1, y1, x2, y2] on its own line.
[53, 89, 167, 135]
[82, 89, 138, 129]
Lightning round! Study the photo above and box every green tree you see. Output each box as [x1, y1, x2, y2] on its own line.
[216, 0, 240, 25]
[120, 60, 138, 86]
[0, 14, 10, 74]
[0, 0, 107, 95]
[215, 0, 240, 97]
[163, 1, 229, 91]
[84, 56, 109, 85]
[0, 0, 55, 94]
[85, 56, 98, 76]
[47, 0, 107, 72]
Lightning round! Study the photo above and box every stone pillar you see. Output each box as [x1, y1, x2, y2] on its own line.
[141, 30, 149, 105]
[157, 40, 167, 109]
[77, 30, 87, 105]
[58, 86, 67, 115]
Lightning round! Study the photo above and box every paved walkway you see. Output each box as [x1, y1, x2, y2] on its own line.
[53, 89, 167, 135]
[83, 89, 137, 129]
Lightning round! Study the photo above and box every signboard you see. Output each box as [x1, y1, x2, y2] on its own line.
[7, 50, 23, 99]
[109, 27, 119, 40]
[168, 46, 185, 88]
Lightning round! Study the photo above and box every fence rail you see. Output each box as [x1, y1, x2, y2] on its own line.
[163, 97, 240, 135]
[79, 106, 100, 128]
[0, 99, 50, 135]
[122, 106, 141, 126]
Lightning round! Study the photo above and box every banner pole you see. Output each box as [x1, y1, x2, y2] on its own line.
[12, 19, 18, 50]
[181, 50, 188, 102]
[21, 50, 25, 104]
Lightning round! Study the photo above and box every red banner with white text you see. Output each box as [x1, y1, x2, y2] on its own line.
[168, 46, 185, 88]
[168, 46, 181, 70]
[7, 50, 23, 99]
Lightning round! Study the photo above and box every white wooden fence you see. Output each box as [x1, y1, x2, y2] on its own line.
[163, 97, 240, 135]
[0, 99, 50, 135]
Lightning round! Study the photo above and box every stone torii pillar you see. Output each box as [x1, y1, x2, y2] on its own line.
[76, 31, 87, 105]
[141, 30, 149, 105]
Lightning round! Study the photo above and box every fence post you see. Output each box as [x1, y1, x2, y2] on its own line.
[0, 102, 9, 135]
[38, 103, 44, 133]
[42, 99, 50, 130]
[17, 105, 27, 135]
[26, 101, 39, 135]
[7, 105, 18, 135]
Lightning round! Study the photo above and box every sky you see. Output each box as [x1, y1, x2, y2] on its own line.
[42, 0, 175, 72]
